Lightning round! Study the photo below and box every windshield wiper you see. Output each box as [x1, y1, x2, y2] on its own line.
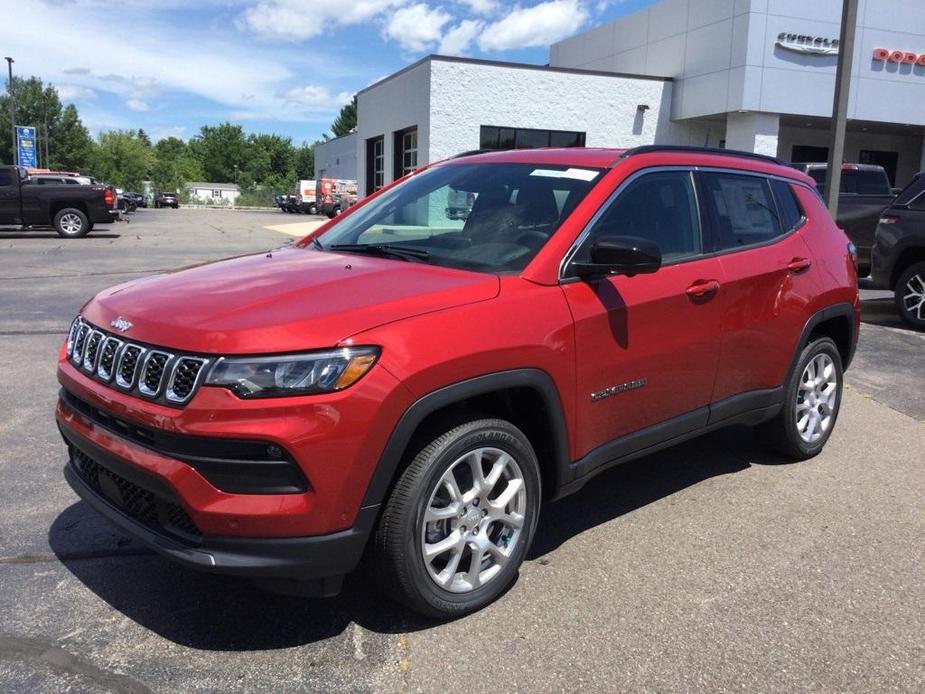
[328, 243, 430, 262]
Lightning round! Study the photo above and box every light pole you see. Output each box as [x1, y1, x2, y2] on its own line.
[5, 57, 15, 166]
[824, 0, 859, 217]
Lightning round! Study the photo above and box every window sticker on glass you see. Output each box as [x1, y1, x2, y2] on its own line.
[529, 168, 599, 182]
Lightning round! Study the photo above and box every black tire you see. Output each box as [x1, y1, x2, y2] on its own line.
[308, 204, 317, 216]
[894, 261, 925, 330]
[758, 337, 843, 460]
[372, 418, 541, 618]
[53, 208, 90, 239]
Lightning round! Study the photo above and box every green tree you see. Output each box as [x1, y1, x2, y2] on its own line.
[330, 95, 357, 137]
[151, 136, 203, 191]
[244, 132, 294, 184]
[0, 76, 93, 171]
[188, 122, 248, 182]
[294, 143, 315, 178]
[136, 128, 151, 147]
[91, 130, 154, 190]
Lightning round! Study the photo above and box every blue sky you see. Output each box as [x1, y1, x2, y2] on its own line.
[5, 0, 658, 145]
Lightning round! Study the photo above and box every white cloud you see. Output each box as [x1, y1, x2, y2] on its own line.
[279, 85, 354, 110]
[438, 19, 484, 55]
[459, 0, 499, 14]
[239, 0, 406, 41]
[125, 98, 151, 112]
[54, 83, 96, 102]
[384, 3, 453, 52]
[479, 0, 590, 51]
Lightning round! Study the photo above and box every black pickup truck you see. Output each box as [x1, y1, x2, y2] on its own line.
[790, 163, 894, 275]
[0, 165, 119, 238]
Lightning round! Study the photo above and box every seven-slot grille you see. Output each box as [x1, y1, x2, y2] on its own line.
[66, 317, 210, 406]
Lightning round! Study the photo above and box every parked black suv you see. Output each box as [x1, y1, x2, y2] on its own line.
[154, 191, 179, 209]
[870, 172, 925, 329]
[790, 163, 894, 275]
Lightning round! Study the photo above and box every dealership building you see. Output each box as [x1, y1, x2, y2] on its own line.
[319, 0, 925, 196]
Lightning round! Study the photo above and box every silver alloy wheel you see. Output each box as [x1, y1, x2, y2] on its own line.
[796, 353, 838, 444]
[420, 447, 526, 593]
[901, 272, 925, 321]
[60, 213, 83, 235]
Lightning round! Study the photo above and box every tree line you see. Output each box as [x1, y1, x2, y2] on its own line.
[1, 76, 358, 202]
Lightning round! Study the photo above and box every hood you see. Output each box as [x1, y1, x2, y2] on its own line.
[82, 246, 500, 354]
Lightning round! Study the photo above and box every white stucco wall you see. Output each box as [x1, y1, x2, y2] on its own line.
[188, 186, 238, 203]
[427, 59, 674, 162]
[313, 132, 358, 181]
[356, 61, 431, 195]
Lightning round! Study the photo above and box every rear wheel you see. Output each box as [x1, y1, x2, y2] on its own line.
[758, 337, 843, 460]
[894, 261, 925, 330]
[373, 419, 541, 618]
[53, 208, 90, 239]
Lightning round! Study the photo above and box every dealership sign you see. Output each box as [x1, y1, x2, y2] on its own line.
[873, 48, 925, 66]
[776, 33, 840, 55]
[15, 125, 37, 168]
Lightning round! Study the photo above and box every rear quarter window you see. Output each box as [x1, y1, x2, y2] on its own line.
[770, 179, 804, 232]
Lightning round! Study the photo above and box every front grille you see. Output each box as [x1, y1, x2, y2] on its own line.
[82, 331, 104, 372]
[139, 351, 171, 397]
[97, 337, 122, 380]
[71, 447, 201, 543]
[69, 318, 210, 406]
[167, 358, 207, 401]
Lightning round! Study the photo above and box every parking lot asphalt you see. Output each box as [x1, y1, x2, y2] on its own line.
[1, 209, 923, 693]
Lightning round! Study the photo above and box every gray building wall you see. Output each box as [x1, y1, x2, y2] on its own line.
[313, 132, 358, 181]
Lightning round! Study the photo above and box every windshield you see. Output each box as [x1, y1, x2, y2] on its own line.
[314, 162, 603, 273]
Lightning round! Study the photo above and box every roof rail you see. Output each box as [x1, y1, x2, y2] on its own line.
[452, 148, 498, 159]
[618, 145, 784, 166]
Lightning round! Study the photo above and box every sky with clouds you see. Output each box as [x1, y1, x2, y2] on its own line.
[5, 0, 658, 145]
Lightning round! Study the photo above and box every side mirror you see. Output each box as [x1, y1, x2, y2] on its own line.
[572, 235, 662, 278]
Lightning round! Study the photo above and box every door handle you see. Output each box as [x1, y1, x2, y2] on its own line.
[685, 279, 721, 298]
[787, 257, 813, 273]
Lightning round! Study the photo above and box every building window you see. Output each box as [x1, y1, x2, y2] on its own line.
[394, 127, 418, 180]
[791, 145, 829, 164]
[366, 135, 384, 195]
[859, 150, 898, 186]
[479, 125, 586, 151]
[212, 189, 221, 198]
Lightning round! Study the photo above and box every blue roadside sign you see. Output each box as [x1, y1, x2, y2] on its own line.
[16, 125, 38, 168]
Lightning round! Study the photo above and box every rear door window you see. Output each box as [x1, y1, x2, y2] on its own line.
[699, 173, 783, 252]
[857, 169, 891, 195]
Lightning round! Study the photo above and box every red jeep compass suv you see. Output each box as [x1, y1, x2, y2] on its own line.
[57, 146, 860, 617]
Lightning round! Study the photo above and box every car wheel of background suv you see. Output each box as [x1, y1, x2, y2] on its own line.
[53, 208, 90, 239]
[372, 418, 541, 618]
[758, 337, 843, 460]
[894, 261, 925, 330]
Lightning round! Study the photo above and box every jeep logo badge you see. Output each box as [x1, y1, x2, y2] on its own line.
[110, 317, 133, 332]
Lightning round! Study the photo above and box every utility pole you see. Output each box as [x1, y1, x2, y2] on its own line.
[824, 0, 859, 217]
[5, 57, 15, 166]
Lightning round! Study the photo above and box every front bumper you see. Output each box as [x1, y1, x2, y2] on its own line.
[61, 422, 375, 593]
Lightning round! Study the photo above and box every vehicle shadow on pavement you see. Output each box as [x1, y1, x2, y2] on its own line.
[529, 425, 784, 559]
[48, 504, 436, 650]
[47, 426, 786, 649]
[0, 232, 121, 240]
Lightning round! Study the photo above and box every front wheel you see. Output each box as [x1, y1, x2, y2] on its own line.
[758, 337, 843, 460]
[894, 261, 925, 330]
[372, 419, 541, 618]
[53, 208, 90, 239]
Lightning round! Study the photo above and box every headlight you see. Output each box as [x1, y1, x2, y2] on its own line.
[205, 347, 380, 399]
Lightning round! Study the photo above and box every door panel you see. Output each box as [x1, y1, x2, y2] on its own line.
[0, 169, 21, 224]
[562, 259, 726, 458]
[696, 172, 821, 406]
